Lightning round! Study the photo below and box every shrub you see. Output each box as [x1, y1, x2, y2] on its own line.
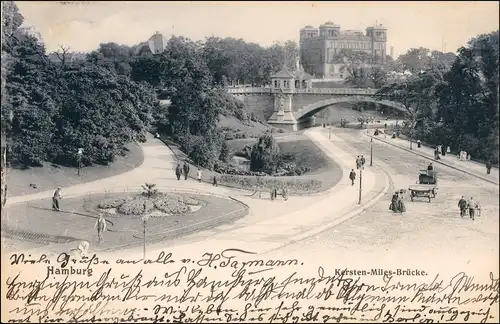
[218, 175, 323, 194]
[250, 134, 280, 173]
[153, 195, 191, 214]
[117, 197, 155, 215]
[97, 198, 127, 209]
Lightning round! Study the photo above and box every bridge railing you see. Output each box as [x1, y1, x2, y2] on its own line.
[225, 87, 378, 95]
[226, 87, 272, 94]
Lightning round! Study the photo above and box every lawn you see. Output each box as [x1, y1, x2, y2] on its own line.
[6, 142, 144, 197]
[1, 191, 247, 253]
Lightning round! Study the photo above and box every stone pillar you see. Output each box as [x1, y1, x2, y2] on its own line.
[268, 93, 298, 131]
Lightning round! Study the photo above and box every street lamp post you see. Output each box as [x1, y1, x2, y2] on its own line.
[141, 215, 150, 259]
[370, 138, 373, 166]
[358, 167, 363, 204]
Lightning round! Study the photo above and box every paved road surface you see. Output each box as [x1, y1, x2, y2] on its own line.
[264, 128, 499, 270]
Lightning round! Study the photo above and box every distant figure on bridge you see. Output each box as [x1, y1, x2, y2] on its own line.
[349, 169, 356, 186]
[175, 163, 182, 180]
[458, 196, 468, 217]
[486, 160, 492, 175]
[183, 162, 190, 180]
[417, 139, 421, 148]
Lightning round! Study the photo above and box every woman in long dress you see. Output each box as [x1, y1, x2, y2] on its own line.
[397, 193, 406, 213]
[389, 192, 399, 213]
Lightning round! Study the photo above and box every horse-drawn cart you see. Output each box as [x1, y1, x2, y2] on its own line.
[408, 184, 438, 202]
[408, 170, 438, 202]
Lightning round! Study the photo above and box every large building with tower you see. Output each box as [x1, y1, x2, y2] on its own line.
[299, 22, 387, 79]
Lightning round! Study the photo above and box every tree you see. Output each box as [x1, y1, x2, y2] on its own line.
[434, 31, 499, 162]
[1, 0, 24, 206]
[250, 134, 281, 173]
[333, 49, 373, 87]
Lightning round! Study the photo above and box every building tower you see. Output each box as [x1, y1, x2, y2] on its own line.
[299, 25, 319, 67]
[366, 23, 387, 62]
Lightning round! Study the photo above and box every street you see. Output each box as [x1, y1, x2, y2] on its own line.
[265, 128, 499, 273]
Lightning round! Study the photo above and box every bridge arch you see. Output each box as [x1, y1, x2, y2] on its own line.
[295, 96, 407, 121]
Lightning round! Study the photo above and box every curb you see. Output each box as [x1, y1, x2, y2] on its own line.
[266, 166, 390, 252]
[257, 129, 392, 252]
[365, 133, 499, 186]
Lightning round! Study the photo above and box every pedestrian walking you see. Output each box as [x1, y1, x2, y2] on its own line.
[442, 144, 446, 156]
[52, 187, 62, 211]
[389, 191, 400, 213]
[467, 197, 478, 220]
[355, 156, 361, 169]
[417, 139, 421, 148]
[94, 213, 107, 243]
[175, 163, 182, 180]
[197, 169, 202, 183]
[213, 176, 218, 187]
[349, 169, 356, 186]
[360, 155, 366, 167]
[486, 160, 492, 175]
[183, 161, 190, 180]
[458, 196, 467, 217]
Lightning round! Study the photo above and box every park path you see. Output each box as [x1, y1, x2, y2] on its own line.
[7, 128, 388, 258]
[102, 128, 388, 259]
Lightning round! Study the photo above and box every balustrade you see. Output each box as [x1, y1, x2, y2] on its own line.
[226, 86, 378, 95]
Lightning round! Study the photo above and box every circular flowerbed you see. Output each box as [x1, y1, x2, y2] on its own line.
[96, 193, 202, 218]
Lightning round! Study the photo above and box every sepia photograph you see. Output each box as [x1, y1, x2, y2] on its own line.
[1, 1, 499, 322]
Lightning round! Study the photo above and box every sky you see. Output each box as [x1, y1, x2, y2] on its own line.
[16, 1, 500, 57]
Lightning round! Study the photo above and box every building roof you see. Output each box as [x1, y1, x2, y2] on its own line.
[271, 67, 295, 79]
[293, 65, 313, 80]
[134, 31, 168, 55]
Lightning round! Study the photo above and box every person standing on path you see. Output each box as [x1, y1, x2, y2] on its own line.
[349, 169, 356, 186]
[52, 187, 62, 211]
[417, 139, 421, 148]
[360, 155, 366, 167]
[467, 197, 478, 220]
[355, 156, 362, 170]
[94, 213, 107, 243]
[197, 169, 202, 183]
[442, 144, 446, 156]
[213, 175, 218, 187]
[458, 196, 467, 217]
[175, 164, 182, 180]
[486, 160, 492, 175]
[183, 162, 190, 180]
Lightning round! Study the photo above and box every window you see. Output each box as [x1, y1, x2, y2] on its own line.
[274, 80, 278, 88]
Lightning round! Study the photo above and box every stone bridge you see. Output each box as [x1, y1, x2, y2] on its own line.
[227, 87, 406, 131]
